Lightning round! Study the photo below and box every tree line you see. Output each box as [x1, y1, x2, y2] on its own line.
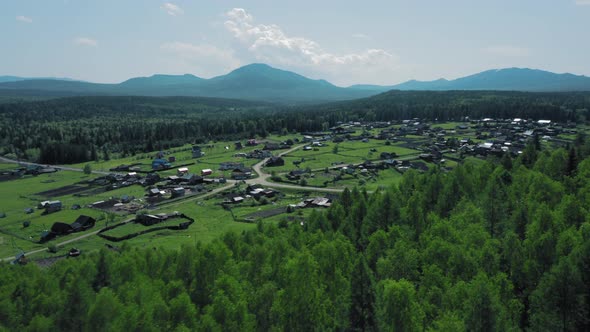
[0, 92, 589, 163]
[1, 136, 589, 331]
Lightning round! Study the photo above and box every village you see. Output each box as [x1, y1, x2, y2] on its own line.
[0, 117, 582, 264]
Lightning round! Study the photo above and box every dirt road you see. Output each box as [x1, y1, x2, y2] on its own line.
[247, 144, 345, 193]
[1, 144, 346, 262]
[0, 156, 113, 175]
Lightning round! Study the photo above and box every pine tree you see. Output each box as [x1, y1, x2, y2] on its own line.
[350, 255, 376, 331]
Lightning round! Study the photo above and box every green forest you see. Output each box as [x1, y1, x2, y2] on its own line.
[2, 138, 589, 331]
[1, 91, 589, 164]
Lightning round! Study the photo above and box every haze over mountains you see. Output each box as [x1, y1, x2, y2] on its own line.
[1, 64, 590, 103]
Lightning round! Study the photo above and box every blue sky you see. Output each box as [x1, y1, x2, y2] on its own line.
[2, 0, 589, 86]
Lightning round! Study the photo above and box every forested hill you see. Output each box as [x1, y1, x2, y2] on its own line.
[304, 90, 590, 122]
[0, 64, 376, 104]
[1, 91, 590, 164]
[5, 66, 590, 104]
[1, 140, 590, 331]
[350, 68, 590, 93]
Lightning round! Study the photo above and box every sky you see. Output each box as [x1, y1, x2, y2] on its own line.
[2, 0, 590, 86]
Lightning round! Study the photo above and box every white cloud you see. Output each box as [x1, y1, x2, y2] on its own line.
[16, 16, 32, 23]
[160, 42, 241, 76]
[74, 37, 98, 47]
[575, 0, 590, 5]
[223, 8, 401, 85]
[352, 33, 370, 40]
[161, 3, 184, 16]
[483, 45, 530, 57]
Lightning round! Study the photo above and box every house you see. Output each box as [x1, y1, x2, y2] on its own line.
[140, 173, 161, 186]
[265, 156, 285, 167]
[171, 187, 185, 198]
[177, 167, 189, 176]
[246, 139, 258, 146]
[341, 166, 355, 175]
[11, 252, 26, 265]
[148, 188, 163, 197]
[201, 169, 213, 176]
[362, 160, 377, 169]
[110, 164, 130, 172]
[136, 213, 169, 226]
[460, 138, 472, 145]
[192, 146, 204, 158]
[70, 215, 96, 232]
[419, 154, 434, 162]
[247, 150, 273, 159]
[231, 168, 252, 180]
[525, 128, 538, 135]
[232, 196, 244, 203]
[235, 141, 243, 150]
[380, 152, 397, 160]
[180, 174, 203, 185]
[220, 162, 244, 171]
[248, 187, 275, 199]
[167, 175, 182, 184]
[287, 169, 307, 180]
[264, 143, 281, 151]
[40, 215, 96, 242]
[296, 197, 332, 208]
[262, 189, 276, 198]
[25, 165, 58, 175]
[224, 193, 245, 204]
[168, 156, 176, 163]
[152, 158, 171, 170]
[41, 200, 62, 214]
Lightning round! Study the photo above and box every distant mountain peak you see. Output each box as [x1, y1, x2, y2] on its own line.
[226, 63, 298, 76]
[119, 73, 203, 87]
[2, 65, 590, 103]
[389, 67, 590, 92]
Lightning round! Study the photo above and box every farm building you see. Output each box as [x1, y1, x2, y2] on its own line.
[152, 158, 171, 170]
[220, 162, 244, 171]
[265, 156, 285, 167]
[148, 188, 165, 197]
[39, 200, 62, 214]
[231, 167, 252, 180]
[40, 215, 96, 243]
[296, 197, 332, 208]
[192, 146, 204, 158]
[171, 187, 185, 198]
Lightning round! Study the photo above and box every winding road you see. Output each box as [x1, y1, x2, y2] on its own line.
[0, 156, 114, 175]
[247, 144, 345, 193]
[1, 144, 345, 262]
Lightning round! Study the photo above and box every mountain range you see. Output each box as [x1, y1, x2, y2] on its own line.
[1, 64, 590, 103]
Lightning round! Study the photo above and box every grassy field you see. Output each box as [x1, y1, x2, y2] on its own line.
[3, 121, 580, 260]
[0, 156, 328, 259]
[70, 134, 299, 171]
[265, 140, 419, 174]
